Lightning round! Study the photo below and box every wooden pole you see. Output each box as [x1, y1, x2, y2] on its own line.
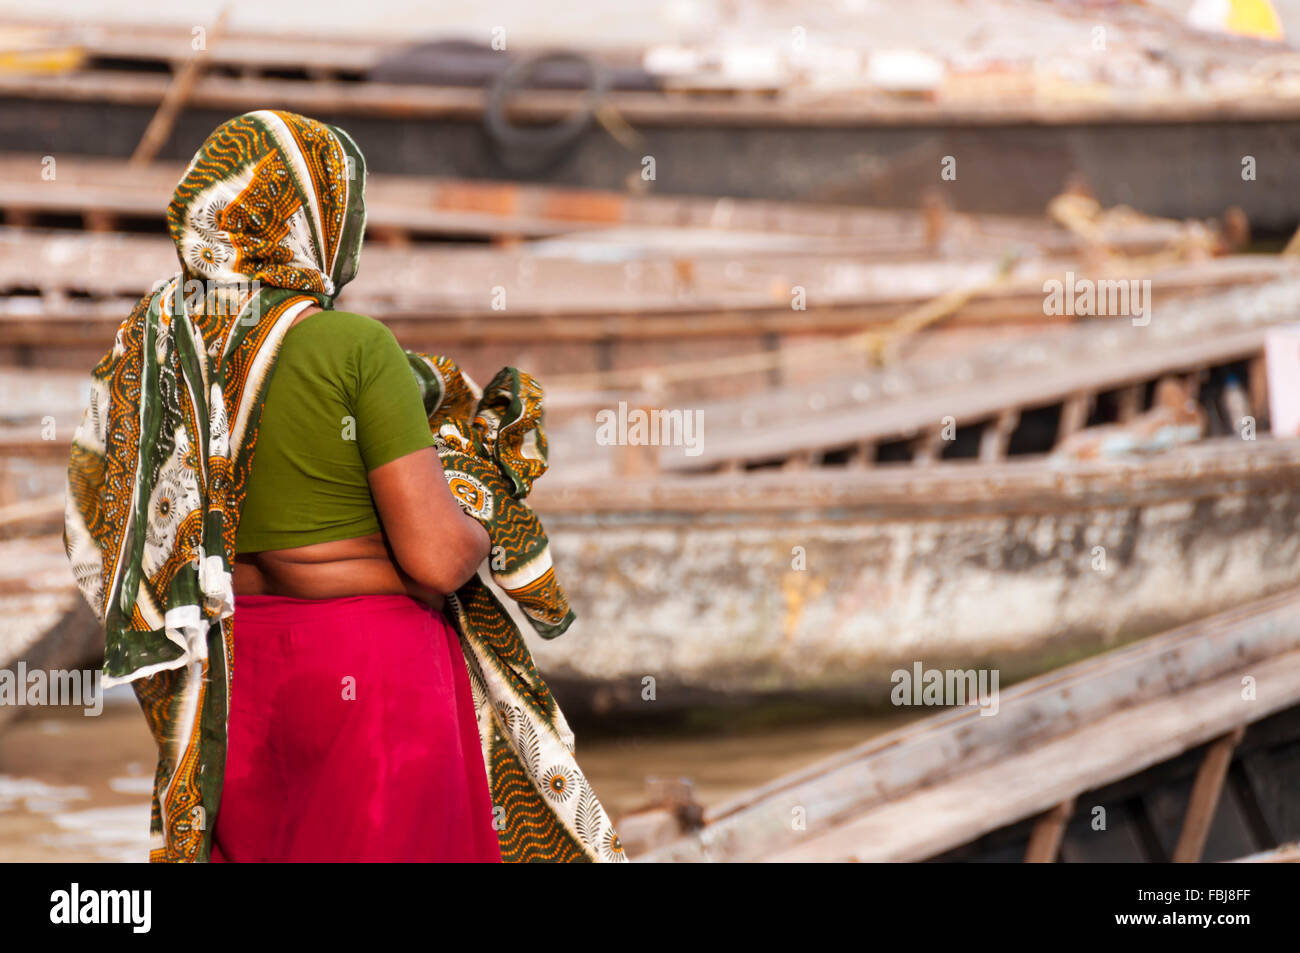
[1025, 797, 1076, 862]
[1115, 384, 1143, 423]
[911, 427, 946, 466]
[782, 450, 814, 471]
[1172, 726, 1246, 863]
[979, 408, 1020, 463]
[1247, 354, 1269, 431]
[1055, 392, 1092, 449]
[849, 440, 876, 468]
[129, 7, 231, 168]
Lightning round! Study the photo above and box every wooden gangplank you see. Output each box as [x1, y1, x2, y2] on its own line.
[639, 587, 1300, 863]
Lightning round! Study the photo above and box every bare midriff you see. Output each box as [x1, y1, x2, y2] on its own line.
[233, 531, 444, 610]
[230, 303, 445, 612]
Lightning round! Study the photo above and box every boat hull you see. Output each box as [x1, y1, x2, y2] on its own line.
[2, 96, 1298, 228]
[529, 440, 1300, 711]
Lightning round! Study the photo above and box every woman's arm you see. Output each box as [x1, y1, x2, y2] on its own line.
[368, 446, 491, 594]
[347, 313, 489, 594]
[396, 573, 448, 612]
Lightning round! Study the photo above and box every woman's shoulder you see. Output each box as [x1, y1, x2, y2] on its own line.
[296, 309, 391, 338]
[289, 309, 400, 355]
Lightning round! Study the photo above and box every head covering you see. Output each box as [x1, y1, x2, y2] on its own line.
[64, 109, 367, 686]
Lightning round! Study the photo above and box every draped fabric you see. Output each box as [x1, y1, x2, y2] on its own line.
[410, 356, 625, 861]
[62, 110, 623, 862]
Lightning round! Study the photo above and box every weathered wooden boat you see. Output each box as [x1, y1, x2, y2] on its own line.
[6, 267, 1300, 714]
[645, 313, 1278, 473]
[524, 437, 1300, 713]
[2, 5, 1298, 225]
[629, 586, 1300, 862]
[0, 151, 1221, 255]
[539, 269, 1300, 471]
[12, 435, 1300, 724]
[11, 347, 1300, 715]
[0, 148, 1275, 416]
[0, 220, 1282, 397]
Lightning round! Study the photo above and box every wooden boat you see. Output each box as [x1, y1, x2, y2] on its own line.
[540, 270, 1300, 471]
[629, 586, 1300, 862]
[14, 436, 1300, 725]
[525, 437, 1300, 712]
[0, 223, 1282, 392]
[11, 387, 1300, 718]
[1, 6, 1298, 225]
[0, 151, 1221, 254]
[0, 151, 1277, 408]
[5, 266, 1300, 714]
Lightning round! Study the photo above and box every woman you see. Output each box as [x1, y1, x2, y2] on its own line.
[63, 110, 502, 862]
[217, 306, 502, 862]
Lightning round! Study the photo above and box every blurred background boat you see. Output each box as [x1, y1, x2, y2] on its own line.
[3, 0, 1300, 862]
[3, 0, 1300, 225]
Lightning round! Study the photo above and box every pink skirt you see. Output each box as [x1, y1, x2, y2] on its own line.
[211, 592, 501, 863]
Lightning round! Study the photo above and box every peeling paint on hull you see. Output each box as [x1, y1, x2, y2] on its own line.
[526, 439, 1300, 710]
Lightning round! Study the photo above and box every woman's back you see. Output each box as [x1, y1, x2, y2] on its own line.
[231, 307, 486, 604]
[221, 314, 500, 862]
[235, 309, 436, 554]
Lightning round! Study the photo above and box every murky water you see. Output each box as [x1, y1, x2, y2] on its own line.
[0, 690, 915, 861]
[0, 693, 155, 862]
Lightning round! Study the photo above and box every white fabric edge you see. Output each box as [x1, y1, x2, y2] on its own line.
[99, 603, 215, 689]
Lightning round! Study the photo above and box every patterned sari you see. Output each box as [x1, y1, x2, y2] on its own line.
[62, 110, 624, 863]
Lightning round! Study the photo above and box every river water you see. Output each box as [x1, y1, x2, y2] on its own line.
[0, 689, 916, 861]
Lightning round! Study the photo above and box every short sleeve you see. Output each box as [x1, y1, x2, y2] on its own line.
[350, 320, 437, 471]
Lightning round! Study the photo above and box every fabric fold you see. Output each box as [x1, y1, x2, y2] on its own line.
[411, 355, 623, 861]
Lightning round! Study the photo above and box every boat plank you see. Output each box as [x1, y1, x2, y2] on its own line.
[1024, 797, 1075, 862]
[10, 70, 1300, 127]
[765, 650, 1300, 862]
[640, 587, 1300, 861]
[0, 152, 1198, 252]
[659, 328, 1269, 471]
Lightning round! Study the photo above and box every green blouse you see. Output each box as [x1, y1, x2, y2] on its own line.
[234, 310, 437, 553]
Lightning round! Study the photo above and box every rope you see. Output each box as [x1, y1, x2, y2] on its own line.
[484, 51, 610, 173]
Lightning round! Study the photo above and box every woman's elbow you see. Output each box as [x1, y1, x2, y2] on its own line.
[406, 517, 490, 593]
[452, 516, 491, 587]
[467, 515, 491, 564]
